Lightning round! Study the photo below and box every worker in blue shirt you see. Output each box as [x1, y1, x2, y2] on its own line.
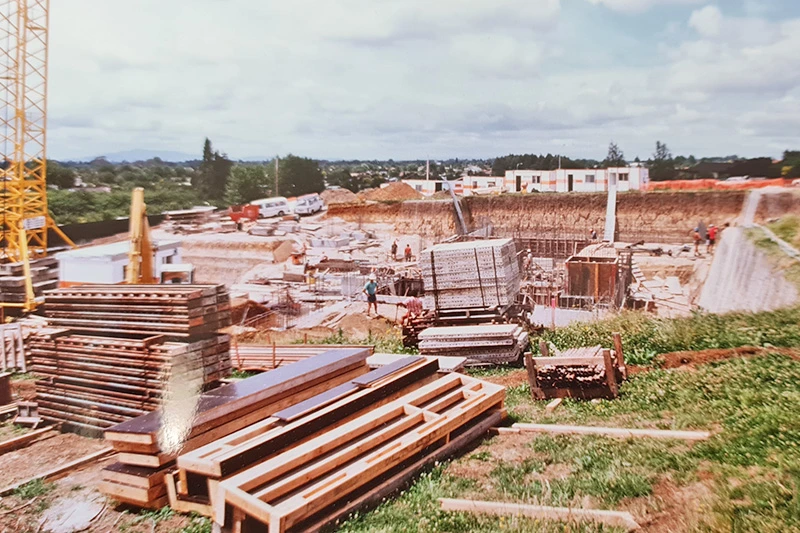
[363, 273, 378, 317]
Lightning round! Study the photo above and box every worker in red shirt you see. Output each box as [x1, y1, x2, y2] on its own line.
[707, 224, 718, 254]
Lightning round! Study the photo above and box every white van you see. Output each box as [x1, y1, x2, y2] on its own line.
[250, 197, 290, 218]
[293, 193, 324, 216]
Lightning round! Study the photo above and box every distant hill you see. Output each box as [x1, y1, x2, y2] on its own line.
[84, 149, 199, 163]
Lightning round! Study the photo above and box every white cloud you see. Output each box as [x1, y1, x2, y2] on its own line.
[585, 0, 703, 14]
[689, 5, 722, 36]
[42, 0, 800, 161]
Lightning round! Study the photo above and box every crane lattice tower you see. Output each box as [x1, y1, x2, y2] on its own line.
[0, 0, 49, 262]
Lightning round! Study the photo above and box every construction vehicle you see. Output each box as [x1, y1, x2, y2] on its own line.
[126, 187, 194, 284]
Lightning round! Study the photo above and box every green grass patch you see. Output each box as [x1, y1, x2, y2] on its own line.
[746, 227, 800, 292]
[13, 479, 54, 499]
[347, 353, 800, 531]
[539, 307, 800, 366]
[310, 328, 419, 355]
[767, 215, 800, 247]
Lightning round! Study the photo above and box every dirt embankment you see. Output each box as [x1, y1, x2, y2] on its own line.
[327, 191, 784, 243]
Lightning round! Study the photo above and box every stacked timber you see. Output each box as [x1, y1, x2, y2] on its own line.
[101, 348, 373, 509]
[526, 342, 627, 400]
[43, 285, 231, 338]
[31, 284, 234, 433]
[30, 331, 231, 432]
[420, 239, 520, 312]
[418, 324, 529, 365]
[207, 361, 504, 532]
[0, 257, 59, 308]
[229, 344, 373, 372]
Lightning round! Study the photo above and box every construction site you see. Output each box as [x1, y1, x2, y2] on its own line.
[3, 3, 800, 533]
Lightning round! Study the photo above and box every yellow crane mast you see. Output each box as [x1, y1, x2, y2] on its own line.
[1, 0, 74, 312]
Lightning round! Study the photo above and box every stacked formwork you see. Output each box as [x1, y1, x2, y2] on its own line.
[0, 257, 59, 308]
[31, 285, 233, 433]
[420, 239, 520, 312]
[418, 324, 529, 364]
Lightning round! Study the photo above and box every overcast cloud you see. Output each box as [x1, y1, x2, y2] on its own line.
[48, 0, 800, 161]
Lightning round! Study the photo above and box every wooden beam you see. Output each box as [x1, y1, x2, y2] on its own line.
[545, 398, 562, 413]
[0, 447, 115, 496]
[511, 423, 710, 441]
[438, 498, 640, 532]
[0, 428, 55, 455]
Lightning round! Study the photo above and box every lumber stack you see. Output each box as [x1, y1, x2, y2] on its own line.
[31, 331, 231, 432]
[0, 257, 59, 309]
[100, 348, 372, 509]
[418, 324, 529, 365]
[229, 344, 374, 372]
[420, 239, 520, 312]
[212, 368, 504, 532]
[43, 284, 231, 338]
[525, 342, 626, 400]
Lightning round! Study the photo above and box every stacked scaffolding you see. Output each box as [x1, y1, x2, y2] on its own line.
[420, 239, 520, 312]
[418, 324, 529, 365]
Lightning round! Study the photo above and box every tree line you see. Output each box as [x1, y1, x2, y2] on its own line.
[45, 138, 326, 224]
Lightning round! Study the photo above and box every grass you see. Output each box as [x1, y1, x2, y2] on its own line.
[312, 328, 419, 355]
[342, 353, 800, 532]
[538, 307, 800, 366]
[767, 215, 800, 248]
[747, 227, 800, 291]
[13, 479, 54, 499]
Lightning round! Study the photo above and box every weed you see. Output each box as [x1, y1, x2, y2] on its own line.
[469, 450, 492, 462]
[229, 369, 259, 379]
[129, 506, 174, 526]
[179, 514, 213, 533]
[538, 307, 800, 365]
[13, 479, 54, 499]
[69, 484, 84, 492]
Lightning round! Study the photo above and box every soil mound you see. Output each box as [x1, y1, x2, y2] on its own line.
[321, 188, 359, 205]
[359, 182, 423, 202]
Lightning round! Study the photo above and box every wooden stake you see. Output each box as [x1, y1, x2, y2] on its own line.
[510, 423, 710, 441]
[438, 498, 640, 532]
[545, 398, 562, 413]
[602, 349, 618, 397]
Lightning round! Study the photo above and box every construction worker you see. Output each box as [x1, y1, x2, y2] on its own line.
[590, 229, 598, 241]
[692, 227, 703, 257]
[363, 273, 379, 317]
[390, 240, 398, 261]
[404, 244, 413, 262]
[707, 224, 718, 254]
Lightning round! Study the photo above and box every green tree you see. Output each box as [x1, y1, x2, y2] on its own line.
[46, 160, 76, 189]
[327, 168, 360, 192]
[224, 165, 269, 205]
[649, 141, 676, 181]
[603, 142, 626, 168]
[278, 155, 324, 197]
[193, 138, 233, 201]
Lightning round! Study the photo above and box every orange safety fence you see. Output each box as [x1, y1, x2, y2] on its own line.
[646, 178, 789, 191]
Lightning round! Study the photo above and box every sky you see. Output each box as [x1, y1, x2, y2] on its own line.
[47, 0, 800, 162]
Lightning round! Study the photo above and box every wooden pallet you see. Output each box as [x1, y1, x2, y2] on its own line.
[0, 323, 25, 372]
[525, 335, 627, 400]
[215, 372, 505, 532]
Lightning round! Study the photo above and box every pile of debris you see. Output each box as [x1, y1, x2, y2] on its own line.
[30, 285, 233, 433]
[418, 324, 529, 364]
[358, 182, 423, 202]
[420, 238, 520, 312]
[99, 349, 505, 531]
[320, 188, 359, 205]
[0, 257, 59, 310]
